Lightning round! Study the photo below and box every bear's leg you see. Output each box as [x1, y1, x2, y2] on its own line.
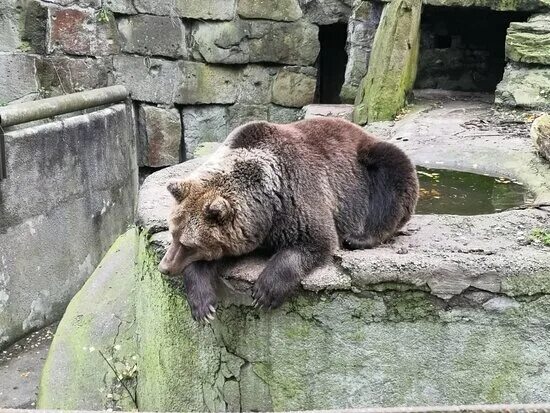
[183, 261, 220, 323]
[252, 248, 327, 309]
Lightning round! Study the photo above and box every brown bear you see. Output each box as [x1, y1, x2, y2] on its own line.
[158, 117, 419, 322]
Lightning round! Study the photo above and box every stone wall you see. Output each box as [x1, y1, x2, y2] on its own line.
[0, 104, 138, 349]
[0, 0, 381, 167]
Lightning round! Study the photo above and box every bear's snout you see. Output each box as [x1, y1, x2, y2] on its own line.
[158, 242, 194, 276]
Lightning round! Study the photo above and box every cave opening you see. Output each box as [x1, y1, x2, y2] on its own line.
[415, 6, 530, 93]
[315, 23, 349, 104]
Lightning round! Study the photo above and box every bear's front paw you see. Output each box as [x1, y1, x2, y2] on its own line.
[187, 293, 217, 324]
[251, 274, 295, 310]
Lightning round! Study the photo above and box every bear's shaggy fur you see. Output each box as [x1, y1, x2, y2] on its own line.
[158, 117, 419, 322]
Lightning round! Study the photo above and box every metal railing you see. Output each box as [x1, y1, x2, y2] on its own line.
[0, 85, 129, 180]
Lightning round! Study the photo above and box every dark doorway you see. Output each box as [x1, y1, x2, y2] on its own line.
[315, 23, 349, 104]
[415, 6, 529, 92]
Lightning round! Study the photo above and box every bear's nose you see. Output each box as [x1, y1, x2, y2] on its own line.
[158, 262, 171, 275]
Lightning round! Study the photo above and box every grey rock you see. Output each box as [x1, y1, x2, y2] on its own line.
[37, 229, 138, 410]
[239, 65, 274, 104]
[340, 1, 383, 103]
[272, 66, 317, 108]
[40, 0, 101, 6]
[227, 104, 269, 130]
[423, 0, 550, 11]
[237, 0, 303, 21]
[506, 13, 550, 65]
[0, 53, 39, 104]
[0, 104, 137, 349]
[181, 106, 228, 160]
[138, 105, 182, 167]
[482, 296, 521, 312]
[118, 15, 186, 58]
[268, 104, 303, 123]
[298, 0, 352, 24]
[177, 61, 241, 104]
[36, 56, 113, 97]
[531, 113, 550, 162]
[495, 63, 550, 110]
[134, 0, 236, 20]
[103, 0, 137, 13]
[21, 0, 48, 54]
[192, 19, 320, 66]
[303, 104, 354, 121]
[113, 55, 182, 104]
[0, 0, 20, 52]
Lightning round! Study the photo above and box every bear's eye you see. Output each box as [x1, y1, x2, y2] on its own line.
[203, 196, 231, 224]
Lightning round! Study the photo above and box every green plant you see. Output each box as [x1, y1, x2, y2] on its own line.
[96, 7, 111, 23]
[530, 228, 550, 246]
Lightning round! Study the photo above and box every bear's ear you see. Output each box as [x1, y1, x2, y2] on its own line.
[166, 179, 190, 203]
[204, 196, 232, 223]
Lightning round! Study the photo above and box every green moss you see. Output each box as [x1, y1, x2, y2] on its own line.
[385, 291, 437, 321]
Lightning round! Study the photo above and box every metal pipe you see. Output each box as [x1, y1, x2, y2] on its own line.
[0, 85, 129, 128]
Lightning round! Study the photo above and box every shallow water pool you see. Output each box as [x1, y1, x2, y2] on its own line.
[415, 166, 535, 215]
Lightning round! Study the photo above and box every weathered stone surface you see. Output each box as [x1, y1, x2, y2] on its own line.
[422, 0, 550, 11]
[303, 104, 354, 121]
[37, 229, 138, 411]
[134, 154, 550, 410]
[192, 19, 320, 65]
[506, 14, 550, 65]
[181, 106, 228, 160]
[272, 66, 317, 108]
[178, 61, 241, 104]
[103, 0, 137, 13]
[354, 0, 422, 124]
[340, 1, 383, 103]
[298, 0, 352, 24]
[268, 104, 303, 123]
[36, 56, 112, 97]
[42, 0, 101, 6]
[118, 15, 185, 58]
[227, 104, 269, 130]
[21, 0, 48, 54]
[134, 0, 236, 20]
[0, 0, 22, 52]
[238, 0, 303, 21]
[0, 53, 39, 104]
[138, 105, 182, 167]
[495, 63, 550, 110]
[531, 114, 550, 161]
[0, 104, 137, 349]
[48, 7, 120, 56]
[113, 55, 182, 104]
[239, 65, 274, 104]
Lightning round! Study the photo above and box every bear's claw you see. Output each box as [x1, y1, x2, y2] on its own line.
[188, 296, 217, 324]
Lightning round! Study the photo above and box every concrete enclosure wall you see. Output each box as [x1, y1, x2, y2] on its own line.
[0, 103, 138, 349]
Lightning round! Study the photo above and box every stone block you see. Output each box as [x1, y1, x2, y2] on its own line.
[298, 0, 352, 24]
[118, 15, 186, 58]
[237, 0, 303, 21]
[354, 0, 422, 124]
[0, 53, 39, 104]
[177, 61, 241, 105]
[36, 56, 113, 97]
[103, 0, 137, 13]
[423, 0, 550, 11]
[239, 65, 274, 104]
[181, 105, 228, 160]
[48, 7, 120, 56]
[272, 67, 317, 108]
[531, 113, 550, 162]
[192, 19, 320, 66]
[0, 0, 22, 52]
[113, 55, 182, 104]
[495, 63, 550, 110]
[303, 104, 354, 121]
[21, 0, 48, 54]
[506, 14, 550, 65]
[227, 104, 269, 130]
[42, 0, 101, 6]
[134, 0, 235, 20]
[268, 104, 302, 123]
[138, 105, 182, 167]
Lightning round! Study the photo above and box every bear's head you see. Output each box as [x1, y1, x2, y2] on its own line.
[158, 178, 240, 276]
